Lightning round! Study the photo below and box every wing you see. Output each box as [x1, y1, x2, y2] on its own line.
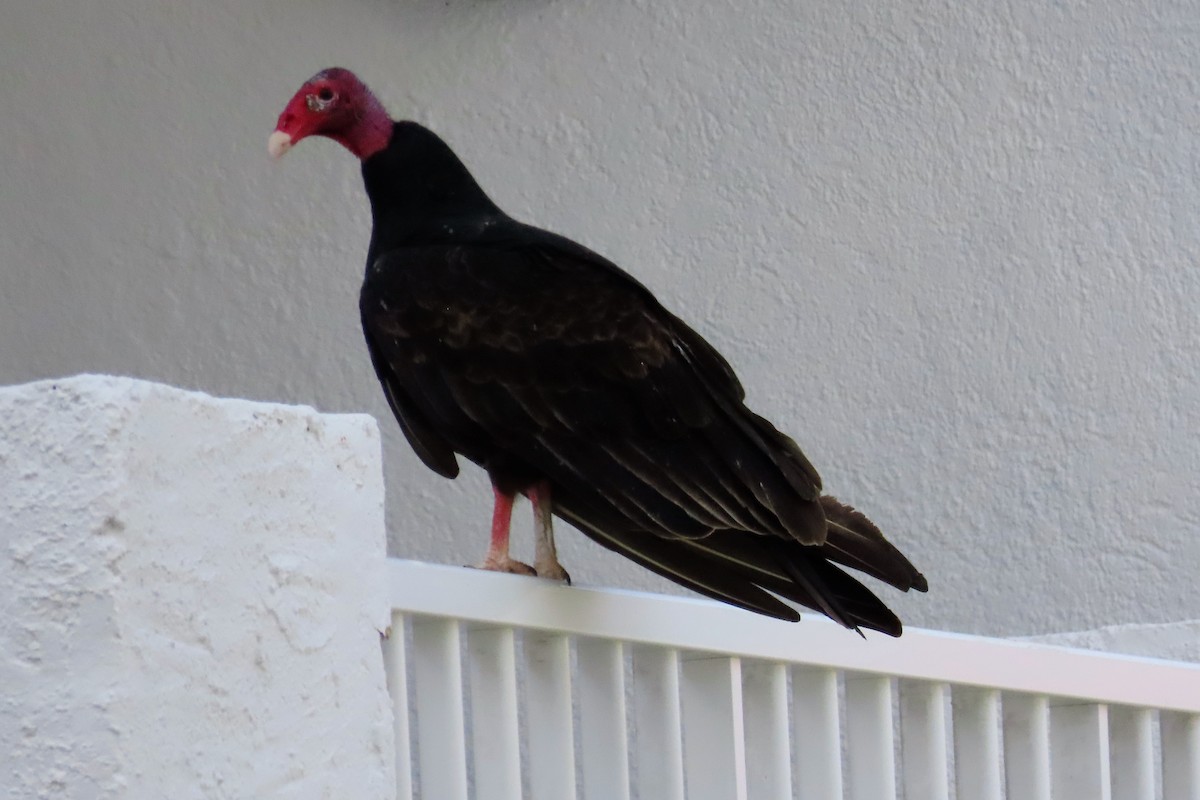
[361, 323, 460, 479]
[360, 229, 827, 545]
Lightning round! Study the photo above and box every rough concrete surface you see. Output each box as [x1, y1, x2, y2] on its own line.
[2, 1, 1198, 636]
[0, 375, 393, 799]
[1023, 619, 1200, 664]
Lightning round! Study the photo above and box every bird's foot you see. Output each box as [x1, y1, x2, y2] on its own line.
[471, 556, 537, 576]
[535, 560, 571, 585]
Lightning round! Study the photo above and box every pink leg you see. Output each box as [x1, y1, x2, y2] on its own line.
[473, 484, 535, 575]
[528, 481, 570, 583]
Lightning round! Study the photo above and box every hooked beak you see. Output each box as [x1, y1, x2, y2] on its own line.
[268, 91, 315, 159]
[268, 130, 293, 159]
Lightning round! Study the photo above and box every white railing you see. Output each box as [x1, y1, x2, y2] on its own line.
[383, 559, 1200, 800]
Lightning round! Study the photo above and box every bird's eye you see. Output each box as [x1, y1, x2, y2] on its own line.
[306, 87, 337, 112]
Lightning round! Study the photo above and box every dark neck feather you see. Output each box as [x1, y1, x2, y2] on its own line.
[363, 122, 505, 261]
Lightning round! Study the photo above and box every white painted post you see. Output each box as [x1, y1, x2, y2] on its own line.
[383, 613, 414, 800]
[1162, 712, 1200, 800]
[522, 632, 578, 800]
[576, 637, 631, 800]
[1109, 706, 1154, 800]
[1003, 693, 1052, 800]
[792, 668, 844, 800]
[681, 654, 748, 800]
[741, 660, 792, 800]
[900, 680, 949, 800]
[953, 687, 1003, 800]
[412, 617, 469, 800]
[631, 645, 685, 800]
[467, 626, 522, 800]
[844, 674, 896, 800]
[1050, 703, 1111, 800]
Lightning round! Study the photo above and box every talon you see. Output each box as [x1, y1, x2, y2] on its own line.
[473, 556, 536, 576]
[535, 562, 571, 584]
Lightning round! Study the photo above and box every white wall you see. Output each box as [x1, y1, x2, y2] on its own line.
[2, 0, 1197, 636]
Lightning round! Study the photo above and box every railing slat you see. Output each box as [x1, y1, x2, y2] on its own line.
[631, 645, 685, 800]
[792, 667, 844, 800]
[900, 680, 949, 800]
[466, 626, 522, 800]
[1050, 702, 1111, 800]
[577, 637, 631, 800]
[844, 674, 896, 800]
[411, 616, 468, 800]
[1109, 706, 1154, 800]
[522, 632, 577, 800]
[681, 655, 748, 800]
[1162, 711, 1200, 800]
[1003, 693, 1051, 800]
[952, 687, 1003, 800]
[382, 612, 413, 800]
[741, 660, 792, 800]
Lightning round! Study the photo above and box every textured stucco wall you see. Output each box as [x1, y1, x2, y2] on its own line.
[0, 376, 393, 799]
[2, 1, 1197, 636]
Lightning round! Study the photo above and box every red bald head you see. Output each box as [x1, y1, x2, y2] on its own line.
[269, 68, 393, 161]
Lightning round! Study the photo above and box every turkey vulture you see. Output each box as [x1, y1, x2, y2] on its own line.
[270, 68, 927, 635]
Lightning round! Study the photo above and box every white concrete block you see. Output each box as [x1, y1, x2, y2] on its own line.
[0, 374, 394, 799]
[1021, 620, 1200, 664]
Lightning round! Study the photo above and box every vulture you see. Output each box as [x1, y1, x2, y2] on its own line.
[270, 68, 927, 636]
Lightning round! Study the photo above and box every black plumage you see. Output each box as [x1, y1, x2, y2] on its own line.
[356, 121, 927, 636]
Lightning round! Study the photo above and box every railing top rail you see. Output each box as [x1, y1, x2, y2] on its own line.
[387, 559, 1200, 712]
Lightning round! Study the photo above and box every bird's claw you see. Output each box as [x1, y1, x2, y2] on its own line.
[535, 562, 571, 584]
[470, 556, 536, 576]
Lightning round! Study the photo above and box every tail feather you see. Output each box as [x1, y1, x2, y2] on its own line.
[819, 496, 928, 592]
[560, 504, 916, 636]
[751, 557, 903, 637]
[688, 532, 907, 636]
[558, 508, 803, 622]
